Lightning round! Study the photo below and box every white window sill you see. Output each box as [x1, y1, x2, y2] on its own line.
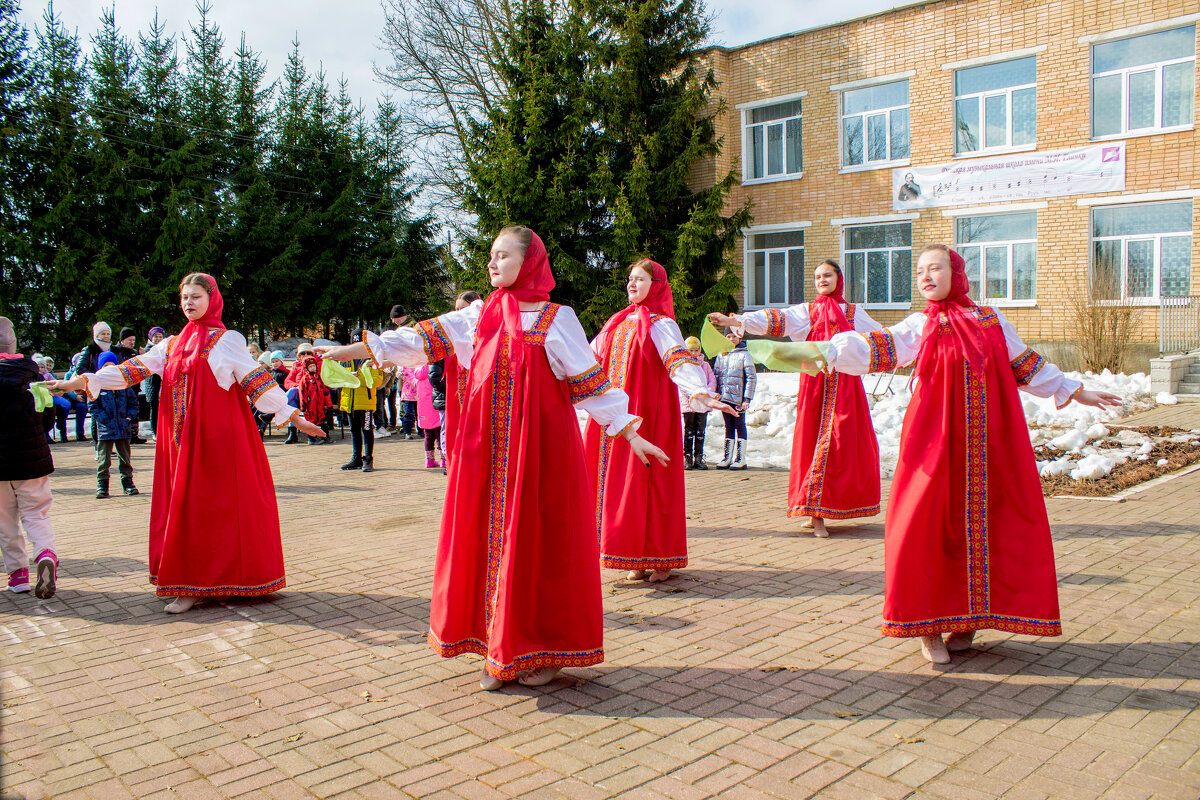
[742, 304, 799, 311]
[1094, 298, 1165, 307]
[839, 158, 910, 175]
[953, 143, 1038, 159]
[1092, 125, 1194, 142]
[742, 172, 804, 187]
[862, 302, 914, 311]
[980, 299, 1038, 308]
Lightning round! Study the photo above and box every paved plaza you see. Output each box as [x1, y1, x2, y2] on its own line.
[3, 406, 1199, 799]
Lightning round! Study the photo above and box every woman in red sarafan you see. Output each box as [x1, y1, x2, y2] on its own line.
[586, 259, 730, 583]
[317, 227, 668, 691]
[823, 245, 1120, 663]
[53, 274, 325, 613]
[710, 258, 883, 539]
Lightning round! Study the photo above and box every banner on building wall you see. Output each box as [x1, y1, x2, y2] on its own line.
[892, 142, 1126, 210]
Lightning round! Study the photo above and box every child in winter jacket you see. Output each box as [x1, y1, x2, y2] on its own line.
[89, 351, 139, 498]
[397, 366, 420, 438]
[679, 336, 717, 470]
[713, 328, 756, 470]
[415, 365, 443, 469]
[0, 317, 60, 598]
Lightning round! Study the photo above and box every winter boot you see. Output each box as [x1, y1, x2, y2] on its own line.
[361, 457, 374, 473]
[683, 430, 695, 470]
[122, 477, 139, 496]
[730, 438, 748, 470]
[716, 439, 734, 469]
[425, 449, 438, 469]
[96, 478, 110, 499]
[283, 426, 298, 444]
[341, 456, 363, 470]
[694, 430, 709, 470]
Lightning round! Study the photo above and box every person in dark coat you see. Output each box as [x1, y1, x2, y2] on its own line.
[89, 351, 139, 498]
[0, 317, 59, 599]
[112, 327, 148, 444]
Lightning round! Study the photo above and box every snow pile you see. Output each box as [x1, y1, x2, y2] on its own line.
[574, 366, 1171, 478]
[1156, 391, 1179, 405]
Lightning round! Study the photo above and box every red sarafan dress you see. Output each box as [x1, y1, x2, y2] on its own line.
[827, 251, 1083, 637]
[365, 234, 641, 680]
[737, 278, 882, 520]
[81, 277, 300, 597]
[585, 260, 715, 571]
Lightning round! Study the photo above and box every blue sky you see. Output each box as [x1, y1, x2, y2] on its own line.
[17, 0, 904, 109]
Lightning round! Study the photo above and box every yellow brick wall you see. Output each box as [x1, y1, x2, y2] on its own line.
[697, 0, 1200, 343]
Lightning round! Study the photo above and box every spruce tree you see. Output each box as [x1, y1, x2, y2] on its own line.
[0, 0, 30, 319]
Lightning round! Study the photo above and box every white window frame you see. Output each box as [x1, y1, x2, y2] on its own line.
[1090, 202, 1194, 305]
[953, 59, 1038, 155]
[954, 213, 1039, 306]
[841, 222, 913, 310]
[1090, 28, 1197, 140]
[738, 92, 806, 186]
[743, 224, 809, 309]
[838, 79, 911, 173]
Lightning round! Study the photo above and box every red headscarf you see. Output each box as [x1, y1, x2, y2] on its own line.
[593, 260, 675, 358]
[164, 274, 226, 386]
[468, 231, 555, 399]
[807, 264, 851, 341]
[914, 247, 987, 375]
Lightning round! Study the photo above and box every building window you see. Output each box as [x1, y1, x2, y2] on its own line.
[1091, 201, 1192, 301]
[1092, 25, 1196, 138]
[744, 100, 803, 180]
[955, 57, 1037, 153]
[842, 80, 909, 168]
[956, 213, 1038, 302]
[844, 223, 911, 305]
[746, 230, 805, 307]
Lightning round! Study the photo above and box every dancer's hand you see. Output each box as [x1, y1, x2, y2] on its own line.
[625, 433, 670, 467]
[45, 376, 86, 395]
[293, 417, 326, 437]
[698, 395, 738, 415]
[313, 344, 368, 361]
[1074, 389, 1122, 408]
[707, 312, 738, 328]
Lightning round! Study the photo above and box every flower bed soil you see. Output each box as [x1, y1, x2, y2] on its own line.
[1038, 426, 1200, 497]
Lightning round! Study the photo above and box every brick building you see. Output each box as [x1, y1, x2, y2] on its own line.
[698, 1, 1199, 366]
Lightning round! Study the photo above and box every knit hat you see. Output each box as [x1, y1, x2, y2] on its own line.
[296, 342, 314, 355]
[0, 317, 14, 354]
[97, 351, 119, 369]
[269, 350, 285, 364]
[92, 321, 112, 352]
[389, 304, 406, 319]
[118, 327, 135, 342]
[147, 326, 165, 340]
[684, 336, 701, 349]
[93, 321, 111, 337]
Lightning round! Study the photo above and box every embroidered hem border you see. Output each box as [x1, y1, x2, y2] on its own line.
[150, 576, 285, 597]
[601, 554, 688, 570]
[417, 318, 453, 363]
[427, 630, 603, 680]
[1056, 385, 1083, 409]
[662, 345, 692, 377]
[865, 331, 898, 372]
[801, 372, 838, 513]
[787, 503, 879, 520]
[1010, 347, 1045, 386]
[882, 614, 1062, 638]
[763, 308, 786, 338]
[567, 364, 611, 403]
[360, 331, 380, 366]
[964, 366, 989, 615]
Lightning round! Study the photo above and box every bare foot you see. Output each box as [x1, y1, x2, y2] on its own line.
[945, 630, 976, 652]
[813, 518, 829, 538]
[479, 671, 504, 691]
[920, 635, 951, 664]
[800, 517, 814, 529]
[518, 667, 561, 686]
[626, 569, 647, 581]
[648, 570, 672, 583]
[164, 596, 201, 614]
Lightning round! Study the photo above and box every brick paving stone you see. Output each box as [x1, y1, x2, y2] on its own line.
[3, 417, 1200, 799]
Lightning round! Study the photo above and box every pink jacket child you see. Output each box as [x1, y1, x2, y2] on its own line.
[398, 367, 420, 402]
[679, 356, 717, 411]
[415, 366, 444, 469]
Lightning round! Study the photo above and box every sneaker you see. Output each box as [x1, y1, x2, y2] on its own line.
[34, 551, 57, 599]
[7, 568, 30, 593]
[374, 428, 391, 438]
[123, 484, 139, 496]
